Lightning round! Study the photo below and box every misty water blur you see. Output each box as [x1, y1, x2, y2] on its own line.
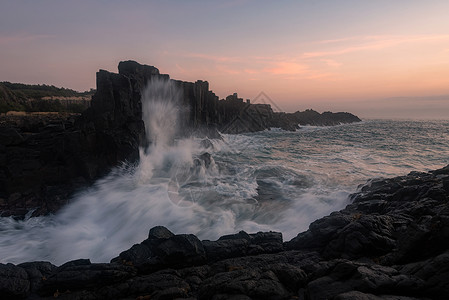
[0, 80, 448, 265]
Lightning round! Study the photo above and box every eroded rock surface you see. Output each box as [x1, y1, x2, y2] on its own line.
[2, 165, 448, 299]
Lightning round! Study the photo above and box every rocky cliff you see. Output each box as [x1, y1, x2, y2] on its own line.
[1, 164, 448, 299]
[0, 60, 361, 217]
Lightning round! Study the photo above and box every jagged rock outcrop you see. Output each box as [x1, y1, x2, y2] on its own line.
[0, 62, 165, 217]
[1, 164, 448, 299]
[0, 60, 361, 218]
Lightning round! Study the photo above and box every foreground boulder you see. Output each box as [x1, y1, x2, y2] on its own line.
[286, 165, 449, 265]
[1, 164, 448, 299]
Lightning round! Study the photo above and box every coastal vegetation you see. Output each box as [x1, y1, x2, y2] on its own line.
[0, 82, 93, 113]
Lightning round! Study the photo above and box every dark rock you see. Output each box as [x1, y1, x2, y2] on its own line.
[289, 164, 449, 265]
[126, 270, 190, 299]
[286, 212, 353, 250]
[151, 234, 206, 266]
[148, 226, 175, 241]
[113, 227, 284, 274]
[305, 260, 425, 300]
[39, 262, 136, 296]
[17, 261, 56, 293]
[113, 227, 206, 272]
[198, 152, 212, 168]
[0, 128, 24, 146]
[399, 250, 449, 298]
[6, 164, 449, 299]
[200, 138, 215, 150]
[198, 268, 289, 300]
[58, 258, 91, 269]
[269, 263, 308, 291]
[0, 61, 361, 218]
[203, 230, 283, 262]
[334, 291, 424, 300]
[0, 263, 30, 299]
[203, 238, 250, 262]
[111, 243, 152, 266]
[322, 214, 396, 259]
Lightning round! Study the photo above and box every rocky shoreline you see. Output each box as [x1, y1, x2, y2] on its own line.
[1, 164, 448, 299]
[0, 61, 360, 218]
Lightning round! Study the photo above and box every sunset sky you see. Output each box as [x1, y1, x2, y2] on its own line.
[1, 0, 449, 119]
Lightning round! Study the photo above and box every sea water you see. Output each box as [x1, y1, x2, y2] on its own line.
[1, 80, 448, 265]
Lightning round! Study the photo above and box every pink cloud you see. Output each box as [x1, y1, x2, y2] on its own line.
[305, 34, 449, 58]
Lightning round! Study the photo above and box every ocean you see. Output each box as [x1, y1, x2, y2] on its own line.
[1, 81, 448, 265]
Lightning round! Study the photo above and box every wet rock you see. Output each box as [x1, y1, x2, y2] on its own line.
[286, 212, 353, 251]
[0, 263, 30, 299]
[203, 230, 283, 262]
[198, 152, 212, 168]
[17, 261, 56, 293]
[148, 226, 176, 241]
[399, 250, 449, 298]
[200, 138, 214, 150]
[269, 263, 308, 292]
[203, 238, 250, 262]
[39, 260, 136, 296]
[334, 291, 425, 300]
[113, 227, 284, 275]
[289, 164, 449, 265]
[305, 260, 425, 300]
[126, 270, 190, 299]
[113, 227, 206, 272]
[322, 214, 396, 259]
[150, 234, 206, 266]
[111, 243, 152, 266]
[9, 163, 449, 300]
[198, 268, 289, 300]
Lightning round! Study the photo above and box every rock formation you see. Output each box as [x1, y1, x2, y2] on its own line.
[0, 61, 361, 218]
[1, 164, 448, 299]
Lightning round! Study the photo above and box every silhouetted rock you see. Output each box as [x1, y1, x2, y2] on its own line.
[0, 263, 30, 299]
[203, 230, 283, 262]
[287, 165, 449, 264]
[17, 261, 56, 294]
[0, 60, 361, 218]
[2, 162, 448, 299]
[38, 259, 136, 297]
[111, 227, 206, 273]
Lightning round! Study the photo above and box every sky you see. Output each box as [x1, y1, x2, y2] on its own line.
[1, 0, 449, 119]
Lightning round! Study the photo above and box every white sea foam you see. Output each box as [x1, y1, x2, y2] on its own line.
[1, 87, 448, 266]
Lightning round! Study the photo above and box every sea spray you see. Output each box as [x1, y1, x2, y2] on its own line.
[141, 78, 182, 148]
[1, 112, 448, 264]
